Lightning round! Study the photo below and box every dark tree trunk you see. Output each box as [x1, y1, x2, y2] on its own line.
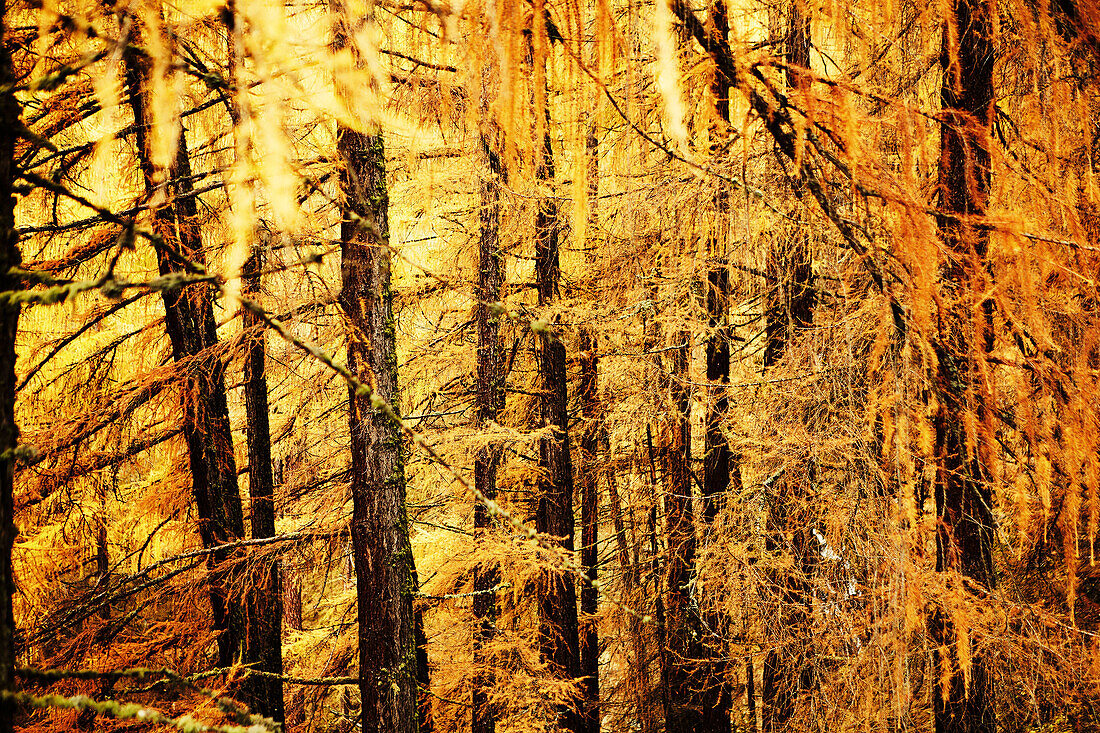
[760, 8, 818, 730]
[932, 1, 997, 732]
[472, 90, 505, 733]
[761, 8, 822, 726]
[762, 1, 815, 371]
[577, 107, 601, 733]
[225, 5, 285, 720]
[242, 248, 285, 723]
[122, 29, 259, 707]
[337, 124, 421, 733]
[0, 10, 21, 731]
[534, 120, 583, 733]
[662, 331, 707, 733]
[690, 1, 736, 727]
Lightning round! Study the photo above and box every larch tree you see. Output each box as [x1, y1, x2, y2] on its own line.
[0, 3, 21, 731]
[930, 0, 997, 730]
[7, 2, 1100, 733]
[532, 30, 584, 733]
[332, 4, 423, 730]
[225, 1, 284, 720]
[471, 26, 506, 733]
[120, 10, 275, 718]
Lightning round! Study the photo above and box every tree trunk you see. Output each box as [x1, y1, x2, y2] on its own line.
[759, 9, 819, 730]
[225, 4, 285, 720]
[337, 123, 421, 733]
[241, 247, 285, 723]
[472, 80, 505, 733]
[0, 10, 21, 730]
[762, 1, 815, 371]
[122, 23, 258, 705]
[534, 117, 583, 733]
[577, 96, 601, 733]
[693, 0, 735, 727]
[932, 1, 996, 732]
[662, 329, 706, 733]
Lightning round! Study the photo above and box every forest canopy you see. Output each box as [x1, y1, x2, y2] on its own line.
[2, 0, 1100, 732]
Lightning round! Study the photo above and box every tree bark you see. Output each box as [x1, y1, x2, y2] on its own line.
[472, 78, 505, 733]
[534, 117, 583, 733]
[337, 123, 421, 733]
[762, 2, 815, 371]
[242, 247, 285, 723]
[577, 93, 601, 733]
[760, 8, 819, 731]
[0, 8, 22, 730]
[662, 329, 706, 733]
[932, 1, 997, 732]
[122, 22, 259, 708]
[225, 4, 284, 720]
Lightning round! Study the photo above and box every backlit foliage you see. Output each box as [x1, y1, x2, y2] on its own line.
[6, 0, 1100, 731]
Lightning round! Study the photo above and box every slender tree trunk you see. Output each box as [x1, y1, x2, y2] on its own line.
[122, 22, 257, 704]
[577, 92, 601, 733]
[534, 107, 583, 733]
[225, 5, 284, 721]
[472, 74, 506, 733]
[0, 10, 21, 730]
[241, 247, 285, 723]
[932, 2, 996, 732]
[692, 1, 736, 728]
[662, 329, 704, 733]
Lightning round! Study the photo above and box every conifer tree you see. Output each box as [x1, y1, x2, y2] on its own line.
[533, 88, 584, 733]
[931, 1, 996, 731]
[0, 5, 21, 730]
[224, 4, 284, 720]
[121, 14, 270, 715]
[472, 44, 505, 733]
[333, 7, 422, 731]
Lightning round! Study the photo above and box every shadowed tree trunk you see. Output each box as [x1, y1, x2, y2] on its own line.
[760, 8, 818, 732]
[241, 246, 285, 723]
[661, 326, 705, 733]
[225, 3, 284, 720]
[577, 77, 601, 733]
[337, 124, 421, 733]
[334, 74, 424, 733]
[533, 83, 583, 733]
[762, 1, 815, 372]
[0, 7, 21, 730]
[122, 21, 263, 711]
[932, 1, 997, 731]
[472, 60, 506, 733]
[692, 0, 736, 728]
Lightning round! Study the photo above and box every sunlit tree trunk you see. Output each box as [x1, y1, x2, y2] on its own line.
[225, 4, 284, 720]
[472, 65, 505, 733]
[932, 1, 996, 731]
[122, 20, 259, 707]
[0, 8, 21, 730]
[329, 6, 426, 730]
[334, 95, 425, 733]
